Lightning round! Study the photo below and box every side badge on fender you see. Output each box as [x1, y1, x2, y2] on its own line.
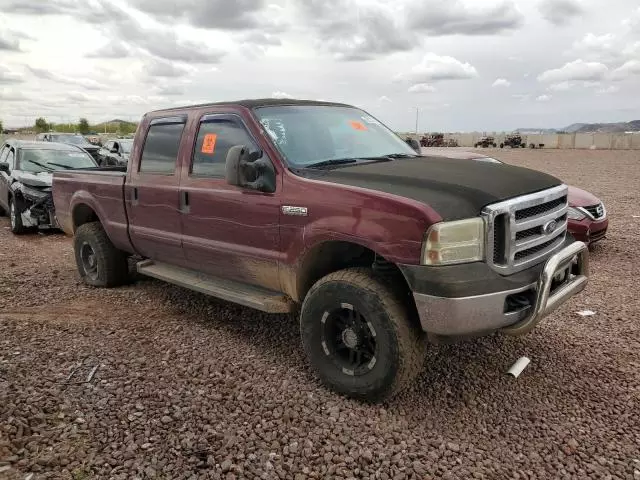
[282, 206, 308, 216]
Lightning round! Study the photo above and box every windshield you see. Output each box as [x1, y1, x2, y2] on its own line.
[119, 140, 133, 153]
[18, 149, 97, 173]
[51, 134, 89, 145]
[253, 105, 418, 168]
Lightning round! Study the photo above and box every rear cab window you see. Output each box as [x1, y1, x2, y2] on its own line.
[190, 114, 260, 178]
[139, 116, 186, 175]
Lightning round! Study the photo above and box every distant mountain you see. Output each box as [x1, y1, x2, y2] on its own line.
[569, 120, 640, 133]
[513, 127, 558, 134]
[563, 123, 587, 133]
[514, 120, 640, 134]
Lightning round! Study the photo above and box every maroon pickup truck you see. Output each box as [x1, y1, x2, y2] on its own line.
[52, 99, 590, 402]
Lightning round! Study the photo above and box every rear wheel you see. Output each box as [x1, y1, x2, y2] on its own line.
[300, 268, 428, 402]
[9, 197, 27, 235]
[74, 221, 129, 287]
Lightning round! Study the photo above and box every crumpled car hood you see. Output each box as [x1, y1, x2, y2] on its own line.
[13, 171, 53, 188]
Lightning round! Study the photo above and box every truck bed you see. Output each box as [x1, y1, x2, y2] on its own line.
[52, 168, 134, 253]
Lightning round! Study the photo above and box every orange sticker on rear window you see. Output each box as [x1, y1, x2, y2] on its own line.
[349, 120, 368, 131]
[201, 133, 217, 154]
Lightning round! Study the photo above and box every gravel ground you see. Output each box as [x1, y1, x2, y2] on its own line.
[1, 149, 639, 480]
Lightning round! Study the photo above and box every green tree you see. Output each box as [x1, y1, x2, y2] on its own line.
[35, 117, 49, 133]
[78, 118, 90, 134]
[0, 119, 4, 134]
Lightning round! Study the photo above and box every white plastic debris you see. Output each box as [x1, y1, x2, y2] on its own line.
[507, 356, 531, 378]
[577, 310, 596, 317]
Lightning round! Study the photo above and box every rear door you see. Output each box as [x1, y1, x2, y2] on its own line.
[125, 115, 187, 264]
[178, 112, 282, 291]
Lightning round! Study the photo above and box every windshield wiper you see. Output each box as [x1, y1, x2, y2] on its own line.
[25, 159, 54, 171]
[378, 153, 418, 158]
[305, 158, 359, 169]
[46, 162, 75, 169]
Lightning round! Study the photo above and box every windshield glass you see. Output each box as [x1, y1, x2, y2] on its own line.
[51, 134, 89, 145]
[119, 140, 133, 153]
[18, 149, 97, 172]
[253, 105, 418, 167]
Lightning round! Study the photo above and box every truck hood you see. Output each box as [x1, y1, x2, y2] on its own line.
[13, 171, 53, 188]
[308, 155, 562, 221]
[567, 185, 600, 207]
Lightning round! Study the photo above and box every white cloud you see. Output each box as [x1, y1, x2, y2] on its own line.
[536, 94, 552, 102]
[548, 81, 572, 91]
[0, 64, 24, 84]
[538, 0, 584, 26]
[377, 95, 392, 103]
[492, 78, 511, 87]
[611, 60, 640, 80]
[408, 83, 436, 93]
[537, 59, 608, 83]
[271, 91, 294, 99]
[407, 0, 524, 35]
[26, 66, 107, 90]
[597, 85, 620, 94]
[395, 53, 478, 84]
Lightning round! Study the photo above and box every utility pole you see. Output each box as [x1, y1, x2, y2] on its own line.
[415, 107, 419, 136]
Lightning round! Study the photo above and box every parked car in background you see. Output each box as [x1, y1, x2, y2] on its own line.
[0, 139, 98, 234]
[38, 132, 101, 163]
[422, 148, 609, 248]
[96, 138, 132, 166]
[52, 99, 589, 402]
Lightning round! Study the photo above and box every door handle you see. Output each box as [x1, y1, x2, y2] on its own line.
[180, 191, 190, 213]
[131, 187, 138, 206]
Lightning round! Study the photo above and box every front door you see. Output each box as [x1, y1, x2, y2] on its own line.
[178, 112, 281, 291]
[125, 116, 187, 264]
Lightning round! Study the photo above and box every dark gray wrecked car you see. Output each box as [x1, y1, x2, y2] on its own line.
[0, 139, 98, 234]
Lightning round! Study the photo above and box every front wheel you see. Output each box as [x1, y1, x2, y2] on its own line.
[300, 268, 428, 402]
[73, 221, 129, 287]
[9, 197, 27, 235]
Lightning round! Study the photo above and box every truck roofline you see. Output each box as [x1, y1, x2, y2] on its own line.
[145, 98, 355, 116]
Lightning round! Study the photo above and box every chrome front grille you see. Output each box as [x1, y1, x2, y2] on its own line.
[482, 184, 569, 275]
[579, 203, 606, 220]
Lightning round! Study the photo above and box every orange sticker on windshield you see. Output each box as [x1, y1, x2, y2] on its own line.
[349, 120, 368, 131]
[201, 133, 217, 154]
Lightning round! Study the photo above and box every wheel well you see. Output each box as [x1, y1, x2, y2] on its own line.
[295, 241, 411, 304]
[72, 204, 99, 231]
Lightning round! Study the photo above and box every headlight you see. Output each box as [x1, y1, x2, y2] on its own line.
[422, 218, 485, 265]
[567, 207, 586, 220]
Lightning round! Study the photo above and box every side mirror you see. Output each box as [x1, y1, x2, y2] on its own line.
[405, 138, 421, 153]
[0, 162, 9, 174]
[225, 145, 275, 193]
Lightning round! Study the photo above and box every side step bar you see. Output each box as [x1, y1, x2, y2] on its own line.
[136, 260, 294, 314]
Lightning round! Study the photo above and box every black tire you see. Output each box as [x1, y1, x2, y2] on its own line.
[300, 268, 428, 402]
[9, 197, 27, 235]
[73, 221, 129, 287]
[499, 143, 504, 148]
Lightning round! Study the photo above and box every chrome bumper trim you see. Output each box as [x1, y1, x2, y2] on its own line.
[412, 241, 589, 337]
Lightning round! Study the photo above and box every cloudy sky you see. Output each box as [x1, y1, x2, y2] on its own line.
[1, 0, 639, 132]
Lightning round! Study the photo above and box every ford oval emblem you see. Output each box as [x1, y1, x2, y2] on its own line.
[543, 220, 558, 235]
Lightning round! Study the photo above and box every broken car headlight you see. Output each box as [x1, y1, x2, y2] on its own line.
[421, 217, 485, 265]
[19, 185, 51, 200]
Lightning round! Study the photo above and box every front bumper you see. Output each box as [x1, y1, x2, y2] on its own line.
[568, 216, 608, 245]
[403, 241, 589, 337]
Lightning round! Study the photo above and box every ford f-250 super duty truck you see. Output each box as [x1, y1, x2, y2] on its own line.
[52, 99, 589, 402]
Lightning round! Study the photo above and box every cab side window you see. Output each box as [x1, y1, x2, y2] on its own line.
[139, 120, 185, 174]
[190, 117, 258, 178]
